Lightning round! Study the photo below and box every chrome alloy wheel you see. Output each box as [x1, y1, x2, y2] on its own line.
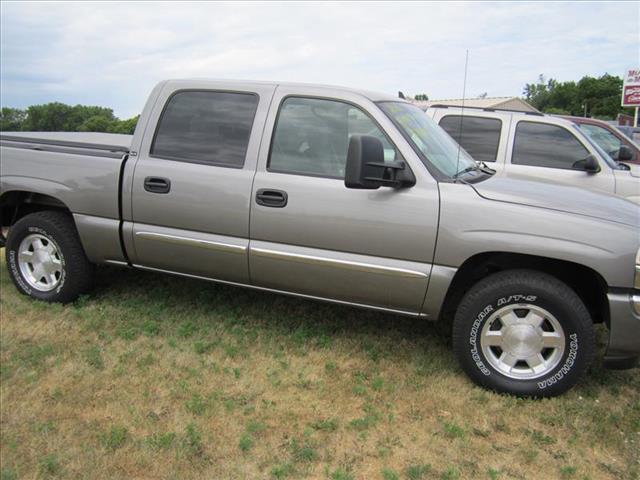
[17, 233, 63, 292]
[480, 304, 566, 380]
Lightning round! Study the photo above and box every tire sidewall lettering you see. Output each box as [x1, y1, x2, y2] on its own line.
[468, 294, 578, 386]
[537, 333, 578, 390]
[7, 249, 32, 295]
[469, 304, 494, 376]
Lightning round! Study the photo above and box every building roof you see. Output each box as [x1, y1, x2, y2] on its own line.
[413, 96, 539, 113]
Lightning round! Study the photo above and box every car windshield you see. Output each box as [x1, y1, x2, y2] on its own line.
[378, 102, 477, 178]
[577, 123, 623, 156]
[571, 125, 617, 169]
[613, 126, 640, 149]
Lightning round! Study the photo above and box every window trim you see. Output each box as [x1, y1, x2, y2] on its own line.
[511, 120, 593, 171]
[149, 88, 260, 169]
[438, 114, 503, 163]
[266, 94, 408, 180]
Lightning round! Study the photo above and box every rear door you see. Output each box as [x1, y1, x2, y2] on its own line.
[248, 86, 439, 315]
[128, 81, 275, 283]
[504, 118, 615, 194]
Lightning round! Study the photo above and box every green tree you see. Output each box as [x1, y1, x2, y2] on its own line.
[523, 73, 632, 119]
[109, 115, 139, 134]
[77, 115, 116, 132]
[2, 102, 138, 134]
[22, 103, 116, 131]
[0, 107, 27, 131]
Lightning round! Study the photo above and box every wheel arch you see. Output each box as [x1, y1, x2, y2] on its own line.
[440, 251, 609, 327]
[1, 190, 72, 228]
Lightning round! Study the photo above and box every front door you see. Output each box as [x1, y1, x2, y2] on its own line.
[504, 119, 615, 194]
[129, 82, 275, 283]
[249, 87, 439, 314]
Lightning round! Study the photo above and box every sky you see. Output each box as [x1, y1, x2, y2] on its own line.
[1, 1, 638, 118]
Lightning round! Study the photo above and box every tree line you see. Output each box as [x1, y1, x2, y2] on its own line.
[0, 73, 631, 134]
[523, 73, 633, 119]
[0, 103, 138, 134]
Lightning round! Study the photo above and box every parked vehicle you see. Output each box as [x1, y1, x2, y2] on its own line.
[1, 79, 639, 397]
[558, 115, 640, 165]
[616, 125, 640, 144]
[426, 105, 640, 203]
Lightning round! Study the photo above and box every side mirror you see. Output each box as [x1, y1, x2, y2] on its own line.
[572, 155, 600, 174]
[344, 135, 415, 189]
[618, 145, 634, 162]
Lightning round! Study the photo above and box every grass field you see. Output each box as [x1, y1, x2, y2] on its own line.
[0, 257, 638, 480]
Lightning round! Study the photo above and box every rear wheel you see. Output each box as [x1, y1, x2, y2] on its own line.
[452, 269, 594, 397]
[5, 211, 94, 303]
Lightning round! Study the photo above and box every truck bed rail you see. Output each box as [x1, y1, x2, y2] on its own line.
[1, 134, 130, 159]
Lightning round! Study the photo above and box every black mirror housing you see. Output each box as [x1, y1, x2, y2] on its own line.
[344, 135, 415, 189]
[618, 145, 634, 162]
[572, 155, 600, 173]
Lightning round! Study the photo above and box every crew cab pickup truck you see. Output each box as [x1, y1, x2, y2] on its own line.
[426, 105, 640, 203]
[1, 79, 639, 397]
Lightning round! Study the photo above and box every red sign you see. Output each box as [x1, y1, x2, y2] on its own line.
[622, 68, 640, 107]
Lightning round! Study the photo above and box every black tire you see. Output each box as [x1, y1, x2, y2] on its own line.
[452, 269, 594, 398]
[5, 211, 94, 303]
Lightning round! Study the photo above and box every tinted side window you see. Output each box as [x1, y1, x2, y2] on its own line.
[439, 115, 502, 162]
[512, 122, 590, 169]
[269, 97, 398, 178]
[151, 91, 258, 167]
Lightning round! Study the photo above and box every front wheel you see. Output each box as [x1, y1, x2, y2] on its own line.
[452, 270, 595, 397]
[5, 211, 94, 303]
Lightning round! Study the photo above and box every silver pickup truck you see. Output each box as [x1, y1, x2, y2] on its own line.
[1, 79, 639, 397]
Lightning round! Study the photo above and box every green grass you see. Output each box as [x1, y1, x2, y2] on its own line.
[37, 453, 62, 477]
[144, 432, 176, 450]
[405, 464, 431, 479]
[1, 260, 639, 479]
[100, 426, 128, 450]
[83, 345, 104, 370]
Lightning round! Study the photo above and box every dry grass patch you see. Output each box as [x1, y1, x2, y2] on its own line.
[0, 257, 638, 479]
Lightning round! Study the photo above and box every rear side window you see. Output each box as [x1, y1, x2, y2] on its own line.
[269, 97, 399, 178]
[151, 91, 259, 167]
[512, 122, 591, 170]
[439, 115, 502, 162]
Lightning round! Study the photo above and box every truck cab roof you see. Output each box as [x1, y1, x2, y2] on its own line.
[158, 78, 405, 103]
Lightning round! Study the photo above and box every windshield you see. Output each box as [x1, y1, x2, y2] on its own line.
[571, 125, 617, 169]
[577, 123, 623, 156]
[378, 102, 477, 178]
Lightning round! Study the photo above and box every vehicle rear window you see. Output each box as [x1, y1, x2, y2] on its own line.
[512, 121, 591, 170]
[438, 115, 502, 162]
[151, 90, 258, 167]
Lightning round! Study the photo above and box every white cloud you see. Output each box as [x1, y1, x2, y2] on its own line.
[1, 1, 638, 117]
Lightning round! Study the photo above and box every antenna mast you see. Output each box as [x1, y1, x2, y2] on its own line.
[454, 49, 469, 182]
